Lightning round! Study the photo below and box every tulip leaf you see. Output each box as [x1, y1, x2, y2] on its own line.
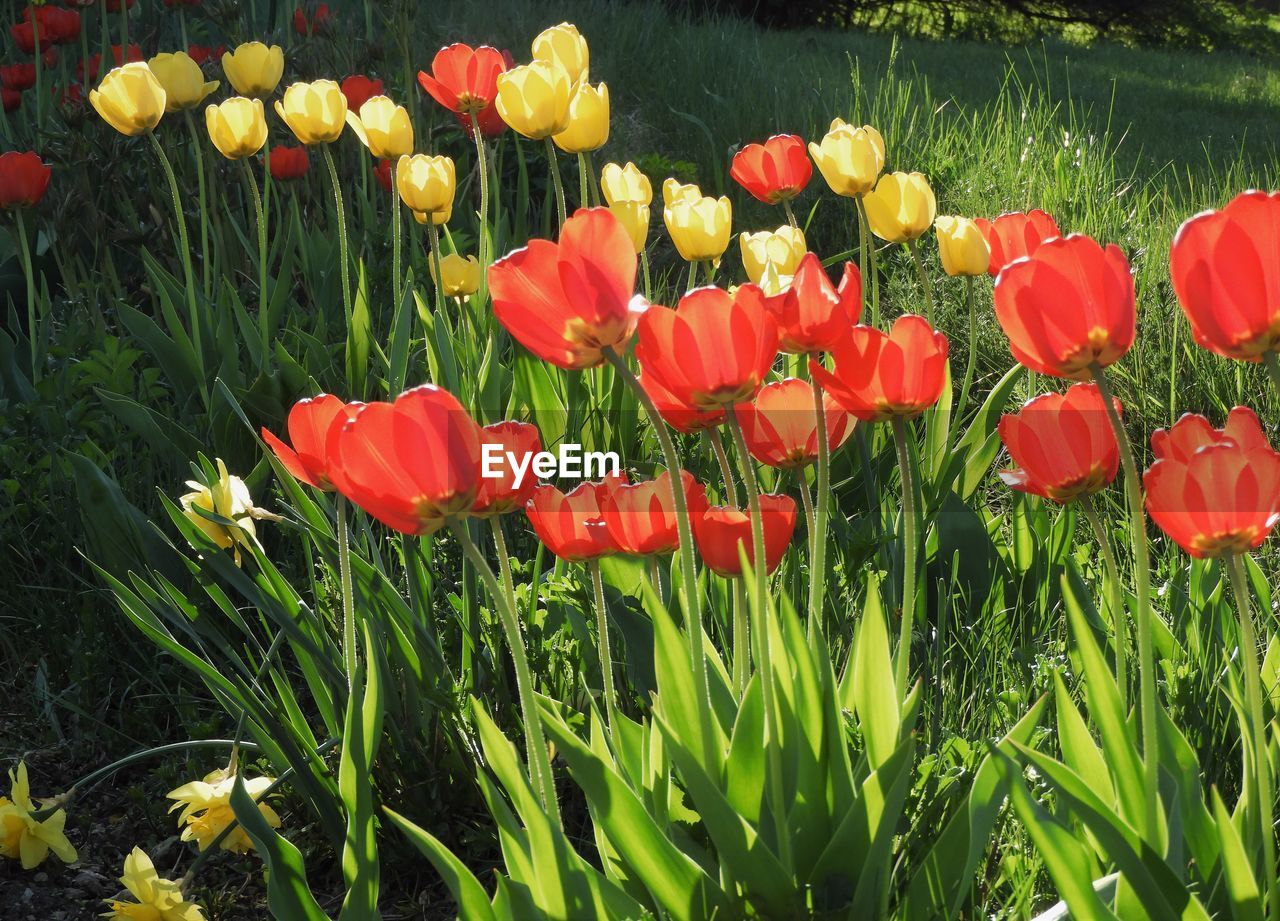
[337, 623, 386, 921]
[230, 774, 331, 921]
[1211, 788, 1264, 921]
[383, 807, 500, 921]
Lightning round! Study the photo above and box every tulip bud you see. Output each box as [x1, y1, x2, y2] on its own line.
[532, 22, 588, 84]
[397, 154, 455, 215]
[739, 225, 806, 284]
[600, 161, 652, 205]
[346, 95, 414, 160]
[664, 193, 732, 263]
[430, 253, 482, 298]
[205, 97, 268, 160]
[89, 62, 166, 136]
[808, 119, 885, 198]
[495, 60, 572, 140]
[0, 151, 52, 209]
[863, 171, 936, 244]
[148, 51, 219, 112]
[934, 216, 990, 277]
[221, 41, 284, 98]
[552, 81, 608, 153]
[608, 200, 650, 254]
[274, 80, 347, 145]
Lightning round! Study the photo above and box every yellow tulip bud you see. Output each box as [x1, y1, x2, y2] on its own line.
[429, 253, 482, 298]
[600, 161, 652, 205]
[205, 97, 268, 160]
[863, 171, 936, 244]
[412, 207, 452, 226]
[608, 200, 650, 254]
[397, 154, 455, 215]
[495, 61, 572, 140]
[662, 177, 702, 207]
[553, 82, 608, 154]
[274, 80, 347, 145]
[664, 193, 732, 263]
[179, 459, 263, 567]
[148, 52, 219, 112]
[808, 119, 885, 198]
[739, 225, 806, 284]
[346, 95, 414, 160]
[934, 215, 990, 277]
[221, 42, 285, 98]
[89, 63, 167, 136]
[532, 22, 589, 84]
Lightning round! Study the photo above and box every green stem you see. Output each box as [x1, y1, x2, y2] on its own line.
[582, 150, 601, 206]
[545, 137, 566, 228]
[732, 576, 748, 699]
[321, 145, 353, 335]
[450, 519, 561, 827]
[782, 199, 798, 229]
[239, 157, 269, 367]
[856, 195, 879, 327]
[908, 239, 935, 326]
[1089, 361, 1159, 842]
[184, 112, 212, 302]
[53, 739, 263, 807]
[957, 274, 978, 418]
[707, 428, 738, 505]
[808, 375, 832, 630]
[640, 250, 652, 303]
[490, 517, 521, 622]
[891, 416, 917, 696]
[469, 113, 490, 290]
[14, 213, 37, 384]
[32, 11, 43, 133]
[577, 152, 589, 209]
[336, 497, 357, 687]
[427, 221, 445, 318]
[391, 159, 403, 338]
[589, 561, 619, 744]
[685, 259, 698, 294]
[797, 474, 815, 563]
[1079, 493, 1127, 703]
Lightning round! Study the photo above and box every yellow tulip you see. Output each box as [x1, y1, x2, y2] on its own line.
[103, 848, 207, 921]
[863, 171, 936, 244]
[430, 253, 483, 298]
[664, 193, 732, 263]
[608, 200, 650, 254]
[346, 95, 414, 160]
[739, 225, 806, 284]
[553, 81, 608, 153]
[396, 154, 455, 215]
[221, 41, 284, 98]
[532, 22, 589, 84]
[808, 119, 885, 198]
[179, 459, 266, 567]
[204, 97, 268, 160]
[274, 80, 347, 145]
[600, 161, 652, 205]
[167, 769, 280, 854]
[934, 215, 990, 276]
[757, 261, 793, 297]
[0, 763, 76, 870]
[412, 207, 452, 226]
[148, 52, 219, 112]
[662, 177, 702, 207]
[89, 63, 167, 136]
[495, 60, 572, 140]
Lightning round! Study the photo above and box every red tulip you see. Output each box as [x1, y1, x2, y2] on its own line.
[261, 394, 359, 492]
[974, 209, 1060, 277]
[1169, 190, 1280, 361]
[489, 207, 641, 370]
[340, 75, 384, 115]
[694, 494, 797, 577]
[763, 252, 860, 354]
[997, 383, 1119, 503]
[163, 0, 203, 7]
[2, 88, 19, 113]
[992, 233, 1135, 380]
[53, 82, 83, 108]
[104, 0, 136, 10]
[269, 145, 310, 181]
[373, 159, 392, 193]
[636, 285, 778, 411]
[293, 4, 330, 36]
[810, 315, 949, 423]
[473, 421, 543, 518]
[417, 43, 507, 117]
[1152, 405, 1272, 463]
[328, 386, 483, 536]
[14, 7, 80, 48]
[526, 479, 622, 562]
[1144, 410, 1280, 558]
[637, 367, 725, 434]
[187, 45, 226, 68]
[1, 63, 35, 91]
[602, 470, 706, 556]
[0, 152, 51, 209]
[730, 134, 812, 204]
[77, 45, 142, 83]
[738, 378, 854, 469]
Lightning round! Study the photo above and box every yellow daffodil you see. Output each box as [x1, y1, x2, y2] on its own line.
[664, 192, 732, 263]
[103, 847, 206, 921]
[600, 161, 652, 205]
[739, 225, 806, 284]
[553, 81, 608, 153]
[662, 177, 702, 207]
[148, 52, 219, 113]
[863, 171, 937, 243]
[275, 80, 348, 145]
[934, 215, 990, 276]
[532, 22, 589, 84]
[0, 762, 76, 870]
[220, 42, 284, 98]
[808, 118, 885, 198]
[608, 200, 650, 253]
[204, 97, 268, 160]
[90, 63, 167, 136]
[495, 60, 572, 140]
[346, 96, 414, 160]
[166, 769, 279, 854]
[396, 154, 455, 216]
[179, 459, 271, 566]
[429, 253, 482, 298]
